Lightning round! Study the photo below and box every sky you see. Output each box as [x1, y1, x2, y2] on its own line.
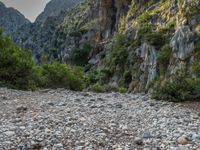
[0, 0, 51, 22]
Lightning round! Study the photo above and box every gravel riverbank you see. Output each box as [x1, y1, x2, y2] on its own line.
[0, 88, 200, 150]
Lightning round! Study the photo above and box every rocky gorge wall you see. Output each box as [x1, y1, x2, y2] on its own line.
[89, 0, 200, 93]
[3, 0, 200, 93]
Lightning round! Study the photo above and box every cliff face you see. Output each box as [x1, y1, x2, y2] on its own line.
[0, 2, 30, 35]
[11, 0, 200, 92]
[71, 0, 200, 92]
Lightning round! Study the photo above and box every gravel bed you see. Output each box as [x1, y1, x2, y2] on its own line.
[0, 88, 200, 150]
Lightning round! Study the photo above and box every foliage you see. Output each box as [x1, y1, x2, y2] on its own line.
[90, 83, 106, 93]
[152, 70, 200, 102]
[136, 12, 151, 24]
[42, 63, 85, 91]
[71, 43, 92, 66]
[157, 44, 172, 75]
[0, 31, 35, 90]
[109, 34, 128, 67]
[145, 32, 164, 48]
[119, 87, 128, 93]
[123, 70, 132, 84]
[137, 23, 165, 48]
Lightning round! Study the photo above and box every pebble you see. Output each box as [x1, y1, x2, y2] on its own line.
[177, 136, 189, 145]
[4, 131, 15, 136]
[134, 137, 143, 145]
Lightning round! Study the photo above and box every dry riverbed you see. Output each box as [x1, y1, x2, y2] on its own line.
[0, 88, 200, 150]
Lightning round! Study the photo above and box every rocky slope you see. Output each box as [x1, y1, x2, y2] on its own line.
[0, 88, 200, 149]
[0, 1, 30, 35]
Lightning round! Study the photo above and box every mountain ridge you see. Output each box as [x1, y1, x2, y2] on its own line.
[0, 1, 30, 35]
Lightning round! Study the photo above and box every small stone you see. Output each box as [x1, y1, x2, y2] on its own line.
[4, 141, 12, 144]
[177, 136, 188, 145]
[19, 126, 26, 130]
[47, 102, 54, 106]
[56, 143, 63, 147]
[116, 103, 123, 108]
[4, 131, 15, 136]
[134, 137, 143, 145]
[16, 105, 27, 113]
[2, 96, 8, 100]
[32, 144, 43, 149]
[170, 147, 182, 150]
[149, 103, 155, 107]
[143, 132, 152, 139]
[75, 146, 84, 150]
[75, 98, 81, 102]
[97, 98, 105, 101]
[192, 134, 200, 142]
[90, 99, 95, 102]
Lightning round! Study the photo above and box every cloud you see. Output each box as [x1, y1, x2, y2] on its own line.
[0, 0, 50, 22]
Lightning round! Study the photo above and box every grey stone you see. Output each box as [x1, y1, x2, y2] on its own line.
[134, 137, 143, 145]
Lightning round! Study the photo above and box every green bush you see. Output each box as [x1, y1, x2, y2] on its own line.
[152, 71, 200, 102]
[123, 70, 132, 84]
[157, 44, 172, 75]
[146, 32, 164, 48]
[90, 83, 106, 93]
[119, 87, 128, 93]
[42, 63, 85, 91]
[0, 30, 36, 90]
[137, 12, 151, 24]
[109, 34, 128, 66]
[71, 43, 92, 66]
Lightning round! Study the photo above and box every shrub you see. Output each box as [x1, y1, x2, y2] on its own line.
[137, 12, 151, 24]
[194, 39, 200, 50]
[146, 32, 164, 48]
[98, 68, 112, 84]
[152, 71, 200, 102]
[0, 31, 37, 90]
[90, 83, 106, 93]
[123, 70, 132, 84]
[86, 70, 99, 85]
[71, 43, 92, 66]
[42, 63, 85, 91]
[119, 87, 128, 93]
[110, 34, 128, 67]
[157, 44, 172, 75]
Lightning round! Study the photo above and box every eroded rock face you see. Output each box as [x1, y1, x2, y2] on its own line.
[136, 43, 157, 91]
[99, 0, 131, 39]
[170, 26, 195, 60]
